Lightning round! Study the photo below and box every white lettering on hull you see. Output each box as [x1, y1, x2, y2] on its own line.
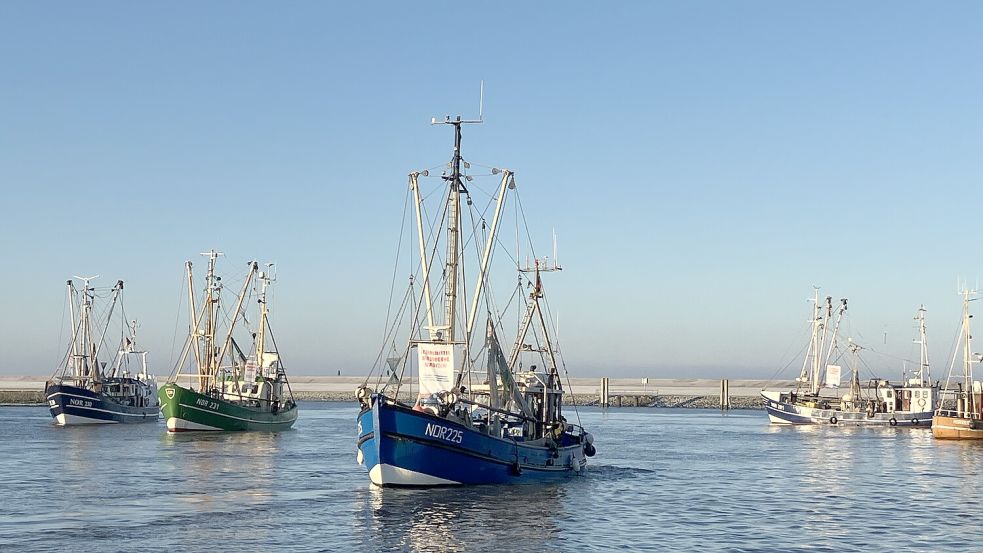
[424, 422, 464, 444]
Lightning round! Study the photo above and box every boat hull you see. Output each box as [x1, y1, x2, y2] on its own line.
[761, 391, 933, 427]
[158, 383, 297, 432]
[357, 395, 587, 487]
[932, 413, 983, 439]
[45, 383, 159, 425]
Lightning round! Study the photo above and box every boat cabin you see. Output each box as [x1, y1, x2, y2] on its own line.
[872, 380, 936, 414]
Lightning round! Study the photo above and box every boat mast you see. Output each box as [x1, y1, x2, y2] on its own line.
[65, 280, 80, 380]
[444, 119, 463, 343]
[431, 115, 481, 343]
[960, 289, 976, 417]
[820, 298, 848, 384]
[532, 265, 563, 427]
[914, 305, 929, 385]
[848, 340, 862, 403]
[465, 169, 513, 338]
[214, 261, 258, 390]
[128, 320, 150, 379]
[797, 291, 817, 393]
[812, 296, 833, 395]
[256, 264, 274, 375]
[409, 171, 437, 336]
[82, 278, 93, 383]
[201, 250, 223, 391]
[186, 261, 203, 382]
[72, 276, 99, 384]
[90, 280, 124, 377]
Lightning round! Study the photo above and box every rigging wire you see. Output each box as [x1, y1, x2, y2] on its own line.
[54, 284, 68, 370]
[381, 186, 412, 345]
[55, 287, 85, 376]
[113, 298, 129, 374]
[364, 181, 450, 399]
[762, 320, 814, 385]
[168, 264, 192, 370]
[939, 313, 969, 390]
[262, 314, 295, 402]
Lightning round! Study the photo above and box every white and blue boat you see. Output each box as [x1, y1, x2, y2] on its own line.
[356, 113, 595, 486]
[762, 291, 937, 427]
[45, 277, 158, 425]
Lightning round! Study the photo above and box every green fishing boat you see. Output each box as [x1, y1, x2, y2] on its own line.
[158, 250, 297, 432]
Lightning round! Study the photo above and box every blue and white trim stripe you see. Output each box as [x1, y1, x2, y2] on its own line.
[46, 384, 158, 425]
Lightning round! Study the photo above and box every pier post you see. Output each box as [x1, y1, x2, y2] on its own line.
[601, 377, 609, 408]
[720, 379, 730, 411]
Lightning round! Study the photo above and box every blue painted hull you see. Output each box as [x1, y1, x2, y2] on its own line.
[357, 395, 588, 486]
[46, 383, 159, 425]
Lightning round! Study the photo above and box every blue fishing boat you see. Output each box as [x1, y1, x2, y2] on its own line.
[45, 277, 159, 425]
[356, 112, 595, 486]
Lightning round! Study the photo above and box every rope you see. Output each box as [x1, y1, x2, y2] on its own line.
[168, 266, 188, 370]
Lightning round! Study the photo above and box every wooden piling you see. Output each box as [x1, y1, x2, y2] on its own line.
[720, 379, 730, 410]
[601, 377, 609, 408]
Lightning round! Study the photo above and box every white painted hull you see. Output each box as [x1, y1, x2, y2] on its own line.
[368, 463, 461, 487]
[166, 417, 223, 432]
[55, 413, 119, 426]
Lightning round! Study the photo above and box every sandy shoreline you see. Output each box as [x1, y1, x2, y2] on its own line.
[0, 375, 781, 408]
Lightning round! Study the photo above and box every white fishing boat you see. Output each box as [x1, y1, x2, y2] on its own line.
[355, 113, 594, 486]
[45, 277, 159, 425]
[762, 290, 938, 426]
[932, 289, 983, 439]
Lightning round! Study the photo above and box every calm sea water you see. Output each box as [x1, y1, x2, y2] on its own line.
[2, 403, 981, 552]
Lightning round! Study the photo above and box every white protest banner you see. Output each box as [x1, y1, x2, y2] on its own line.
[418, 344, 455, 395]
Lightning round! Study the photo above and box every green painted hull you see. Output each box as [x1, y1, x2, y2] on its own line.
[158, 383, 297, 432]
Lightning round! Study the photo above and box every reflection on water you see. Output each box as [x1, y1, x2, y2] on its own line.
[354, 483, 568, 552]
[159, 431, 279, 523]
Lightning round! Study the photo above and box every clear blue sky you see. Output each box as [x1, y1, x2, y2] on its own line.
[2, 2, 981, 379]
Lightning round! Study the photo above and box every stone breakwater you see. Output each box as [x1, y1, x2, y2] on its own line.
[0, 390, 45, 405]
[231, 390, 766, 409]
[1, 389, 765, 409]
[1, 376, 780, 408]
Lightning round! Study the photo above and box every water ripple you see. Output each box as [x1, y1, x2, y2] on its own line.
[2, 404, 982, 552]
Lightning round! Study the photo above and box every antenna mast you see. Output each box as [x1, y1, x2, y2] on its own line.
[430, 104, 482, 342]
[71, 275, 99, 384]
[200, 250, 224, 391]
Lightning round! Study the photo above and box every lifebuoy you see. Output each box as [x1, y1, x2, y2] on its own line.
[889, 418, 897, 426]
[917, 398, 926, 409]
[911, 418, 919, 426]
[829, 416, 838, 425]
